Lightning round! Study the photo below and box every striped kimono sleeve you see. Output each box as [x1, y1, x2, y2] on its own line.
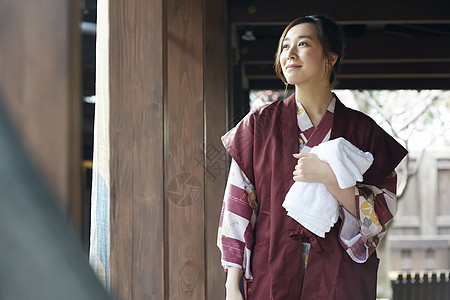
[217, 159, 258, 280]
[339, 171, 398, 263]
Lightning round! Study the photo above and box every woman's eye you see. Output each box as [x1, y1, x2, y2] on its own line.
[299, 41, 308, 46]
[282, 44, 289, 50]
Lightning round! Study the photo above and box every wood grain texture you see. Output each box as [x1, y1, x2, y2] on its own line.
[167, 0, 205, 299]
[107, 0, 165, 299]
[204, 0, 228, 299]
[0, 0, 81, 223]
[106, 0, 229, 298]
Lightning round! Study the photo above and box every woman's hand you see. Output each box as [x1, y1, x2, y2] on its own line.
[292, 153, 334, 184]
[225, 267, 244, 300]
[292, 152, 357, 217]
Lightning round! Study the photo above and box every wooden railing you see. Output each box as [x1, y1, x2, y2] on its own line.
[391, 270, 450, 300]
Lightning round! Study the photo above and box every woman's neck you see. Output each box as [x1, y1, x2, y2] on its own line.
[295, 84, 333, 127]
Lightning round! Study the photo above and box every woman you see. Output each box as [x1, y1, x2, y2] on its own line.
[217, 15, 407, 299]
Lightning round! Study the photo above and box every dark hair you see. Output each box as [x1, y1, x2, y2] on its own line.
[274, 15, 345, 88]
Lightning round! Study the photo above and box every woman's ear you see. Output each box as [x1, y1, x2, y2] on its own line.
[328, 52, 338, 68]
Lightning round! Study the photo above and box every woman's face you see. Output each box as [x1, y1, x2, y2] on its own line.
[280, 23, 330, 87]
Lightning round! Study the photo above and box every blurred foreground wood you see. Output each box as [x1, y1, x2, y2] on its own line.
[0, 94, 110, 300]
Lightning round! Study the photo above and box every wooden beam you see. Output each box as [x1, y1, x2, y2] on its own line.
[239, 34, 450, 63]
[247, 78, 450, 91]
[245, 62, 450, 78]
[345, 34, 450, 61]
[166, 0, 206, 298]
[204, 0, 228, 299]
[0, 0, 82, 226]
[106, 0, 165, 298]
[228, 0, 450, 25]
[102, 0, 228, 298]
[241, 32, 450, 90]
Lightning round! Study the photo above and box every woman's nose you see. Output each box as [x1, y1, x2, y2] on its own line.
[287, 47, 297, 60]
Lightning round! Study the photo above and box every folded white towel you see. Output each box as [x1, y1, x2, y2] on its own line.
[282, 137, 374, 238]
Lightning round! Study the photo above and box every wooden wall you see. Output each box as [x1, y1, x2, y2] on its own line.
[0, 0, 82, 227]
[166, 0, 205, 298]
[102, 0, 228, 299]
[105, 0, 167, 298]
[390, 153, 450, 271]
[204, 0, 229, 298]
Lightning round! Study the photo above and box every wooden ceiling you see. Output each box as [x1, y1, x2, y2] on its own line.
[80, 0, 449, 160]
[228, 0, 450, 90]
[81, 0, 450, 96]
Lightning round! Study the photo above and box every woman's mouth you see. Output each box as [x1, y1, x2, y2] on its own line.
[286, 64, 301, 70]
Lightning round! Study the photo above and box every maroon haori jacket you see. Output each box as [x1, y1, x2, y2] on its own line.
[221, 93, 408, 300]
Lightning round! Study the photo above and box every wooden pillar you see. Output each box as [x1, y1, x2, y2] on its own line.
[204, 0, 228, 298]
[105, 0, 166, 298]
[0, 0, 82, 227]
[166, 0, 205, 298]
[102, 0, 228, 299]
